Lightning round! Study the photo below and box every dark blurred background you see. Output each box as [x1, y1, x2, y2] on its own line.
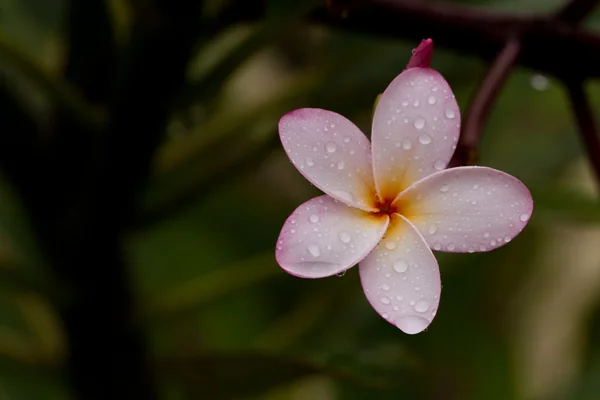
[1, 0, 600, 399]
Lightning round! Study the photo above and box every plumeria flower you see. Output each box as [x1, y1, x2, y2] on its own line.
[275, 39, 533, 334]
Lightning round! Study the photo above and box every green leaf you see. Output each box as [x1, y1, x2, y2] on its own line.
[0, 30, 104, 127]
[143, 252, 279, 325]
[159, 351, 396, 400]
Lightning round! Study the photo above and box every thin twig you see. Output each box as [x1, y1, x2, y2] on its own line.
[450, 38, 522, 167]
[565, 81, 600, 187]
[555, 0, 600, 25]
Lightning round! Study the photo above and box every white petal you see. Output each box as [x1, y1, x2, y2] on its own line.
[395, 166, 533, 253]
[371, 68, 461, 202]
[359, 214, 440, 334]
[276, 195, 389, 278]
[279, 108, 378, 211]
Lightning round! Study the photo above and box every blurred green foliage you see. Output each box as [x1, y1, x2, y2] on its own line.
[2, 0, 600, 399]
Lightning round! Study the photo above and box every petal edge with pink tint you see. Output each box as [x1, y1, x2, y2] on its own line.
[359, 214, 441, 334]
[279, 108, 378, 211]
[395, 166, 533, 253]
[371, 68, 461, 202]
[276, 195, 389, 278]
[406, 39, 433, 69]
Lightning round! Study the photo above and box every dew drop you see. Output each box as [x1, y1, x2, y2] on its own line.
[309, 214, 319, 223]
[396, 295, 404, 301]
[402, 139, 413, 150]
[483, 232, 490, 238]
[337, 160, 345, 170]
[520, 213, 529, 222]
[440, 184, 449, 193]
[393, 259, 408, 273]
[418, 134, 432, 145]
[414, 117, 425, 130]
[380, 297, 391, 305]
[306, 158, 314, 167]
[343, 137, 351, 143]
[381, 284, 390, 291]
[479, 245, 487, 251]
[433, 242, 442, 251]
[444, 108, 456, 119]
[385, 241, 397, 250]
[433, 159, 445, 171]
[428, 225, 438, 235]
[446, 243, 456, 251]
[414, 300, 430, 312]
[308, 245, 320, 257]
[427, 95, 436, 105]
[325, 141, 337, 153]
[339, 232, 351, 243]
[396, 316, 429, 334]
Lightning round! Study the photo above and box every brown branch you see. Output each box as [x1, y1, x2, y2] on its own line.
[565, 81, 600, 187]
[304, 0, 600, 81]
[449, 38, 522, 167]
[555, 0, 600, 25]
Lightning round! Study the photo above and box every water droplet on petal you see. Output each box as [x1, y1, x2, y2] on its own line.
[393, 259, 408, 273]
[402, 139, 413, 150]
[428, 225, 438, 235]
[433, 159, 445, 171]
[308, 245, 320, 257]
[396, 316, 429, 334]
[309, 214, 319, 223]
[337, 160, 345, 170]
[343, 136, 351, 143]
[418, 134, 432, 145]
[520, 213, 529, 222]
[444, 108, 456, 119]
[325, 141, 337, 153]
[446, 243, 456, 251]
[414, 117, 425, 130]
[306, 158, 314, 167]
[414, 300, 430, 312]
[380, 297, 391, 305]
[385, 241, 397, 250]
[427, 96, 436, 105]
[339, 232, 351, 243]
[381, 284, 390, 291]
[483, 232, 490, 238]
[433, 242, 442, 251]
[440, 184, 449, 193]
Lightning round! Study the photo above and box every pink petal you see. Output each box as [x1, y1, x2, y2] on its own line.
[279, 108, 378, 211]
[276, 195, 389, 278]
[406, 39, 433, 69]
[359, 214, 440, 334]
[371, 68, 461, 203]
[395, 166, 533, 253]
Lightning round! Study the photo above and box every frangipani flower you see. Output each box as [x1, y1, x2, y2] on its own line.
[275, 39, 533, 334]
